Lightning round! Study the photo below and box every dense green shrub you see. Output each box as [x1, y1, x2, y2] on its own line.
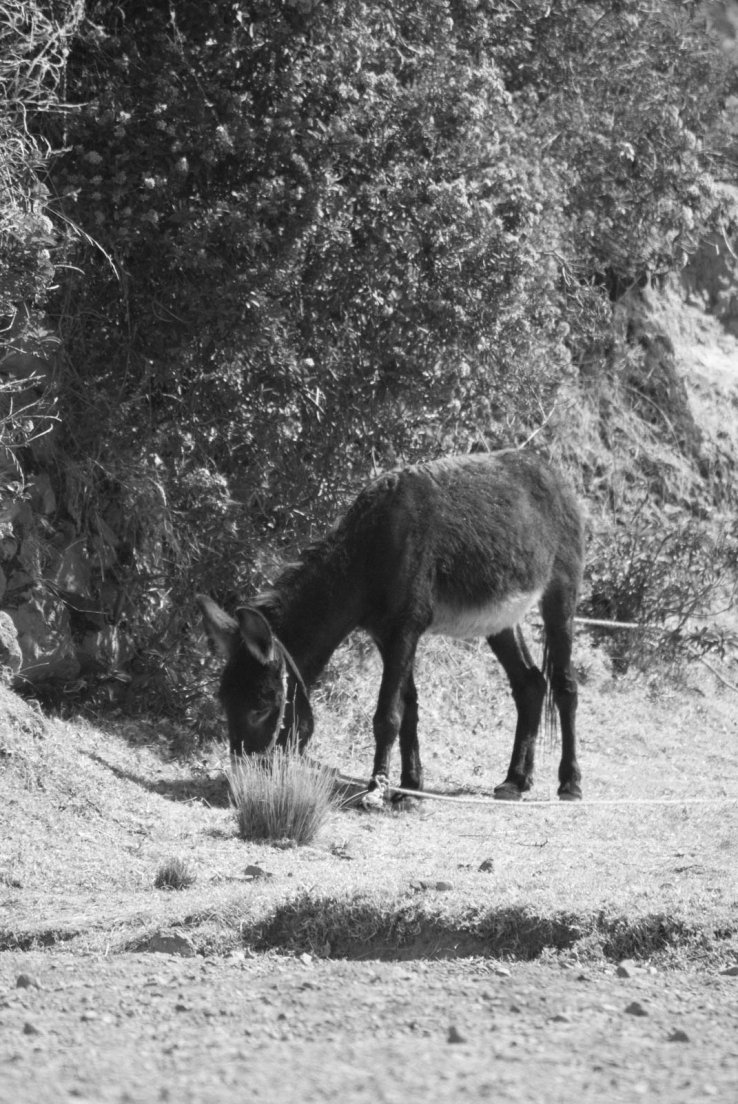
[584, 509, 738, 671]
[45, 3, 730, 544]
[0, 1, 82, 475]
[5, 0, 727, 704]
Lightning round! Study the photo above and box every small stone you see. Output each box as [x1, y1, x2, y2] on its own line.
[412, 878, 449, 891]
[494, 965, 511, 977]
[720, 965, 738, 976]
[15, 974, 41, 990]
[80, 1011, 98, 1022]
[478, 858, 495, 873]
[447, 1025, 466, 1044]
[299, 953, 313, 966]
[625, 1000, 649, 1017]
[243, 865, 272, 880]
[22, 1021, 41, 1035]
[667, 1029, 690, 1043]
[141, 931, 196, 957]
[616, 959, 638, 978]
[549, 1013, 571, 1023]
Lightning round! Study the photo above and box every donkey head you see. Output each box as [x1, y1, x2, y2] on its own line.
[197, 595, 312, 756]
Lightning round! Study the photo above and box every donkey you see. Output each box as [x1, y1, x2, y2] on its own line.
[198, 449, 585, 801]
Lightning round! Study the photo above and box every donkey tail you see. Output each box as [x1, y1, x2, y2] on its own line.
[541, 636, 558, 746]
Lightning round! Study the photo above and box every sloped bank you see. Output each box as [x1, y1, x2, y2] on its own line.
[4, 889, 736, 968]
[245, 892, 736, 966]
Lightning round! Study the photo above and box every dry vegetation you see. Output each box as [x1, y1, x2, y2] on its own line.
[227, 744, 339, 845]
[1, 627, 737, 969]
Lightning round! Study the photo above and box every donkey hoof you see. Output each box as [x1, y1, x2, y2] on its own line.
[558, 782, 582, 802]
[391, 790, 422, 812]
[493, 781, 523, 802]
[361, 792, 384, 810]
[361, 774, 389, 810]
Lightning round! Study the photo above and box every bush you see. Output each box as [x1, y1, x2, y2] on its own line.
[0, 1, 82, 478]
[584, 510, 738, 672]
[228, 744, 338, 845]
[6, 0, 730, 710]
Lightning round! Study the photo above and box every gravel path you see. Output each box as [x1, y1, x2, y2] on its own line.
[1, 952, 737, 1104]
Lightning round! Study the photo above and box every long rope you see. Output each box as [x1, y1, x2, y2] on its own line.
[575, 616, 738, 694]
[350, 783, 738, 809]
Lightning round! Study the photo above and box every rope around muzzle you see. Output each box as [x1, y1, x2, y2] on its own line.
[262, 632, 311, 754]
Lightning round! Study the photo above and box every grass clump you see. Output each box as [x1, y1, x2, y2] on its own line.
[228, 745, 337, 845]
[154, 856, 196, 890]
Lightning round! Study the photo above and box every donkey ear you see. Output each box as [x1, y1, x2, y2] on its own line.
[197, 594, 240, 658]
[236, 607, 276, 666]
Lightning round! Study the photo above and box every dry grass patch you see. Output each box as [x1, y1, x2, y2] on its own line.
[154, 856, 196, 890]
[2, 641, 737, 968]
[228, 744, 339, 844]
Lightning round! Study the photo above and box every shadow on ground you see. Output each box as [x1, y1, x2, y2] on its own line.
[83, 750, 232, 807]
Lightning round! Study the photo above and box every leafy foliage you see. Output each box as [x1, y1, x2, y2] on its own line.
[584, 509, 738, 671]
[0, 0, 80, 317]
[0, 2, 82, 477]
[0, 0, 733, 702]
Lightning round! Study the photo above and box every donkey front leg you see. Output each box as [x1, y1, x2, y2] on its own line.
[367, 632, 421, 800]
[397, 671, 423, 794]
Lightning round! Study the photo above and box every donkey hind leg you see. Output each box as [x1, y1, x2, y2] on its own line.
[368, 631, 421, 798]
[541, 590, 581, 801]
[488, 626, 546, 801]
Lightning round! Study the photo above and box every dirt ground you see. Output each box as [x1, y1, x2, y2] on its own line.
[1, 950, 737, 1104]
[2, 641, 738, 1104]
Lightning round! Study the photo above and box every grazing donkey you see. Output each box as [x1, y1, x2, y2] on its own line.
[198, 450, 584, 801]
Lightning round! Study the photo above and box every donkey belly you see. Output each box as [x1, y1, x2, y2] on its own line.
[429, 590, 542, 639]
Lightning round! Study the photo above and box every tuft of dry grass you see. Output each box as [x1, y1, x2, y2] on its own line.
[154, 856, 196, 891]
[227, 744, 338, 845]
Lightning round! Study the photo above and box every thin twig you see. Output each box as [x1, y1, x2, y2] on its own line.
[687, 650, 738, 695]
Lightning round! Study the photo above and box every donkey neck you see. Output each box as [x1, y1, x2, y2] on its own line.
[258, 539, 362, 686]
